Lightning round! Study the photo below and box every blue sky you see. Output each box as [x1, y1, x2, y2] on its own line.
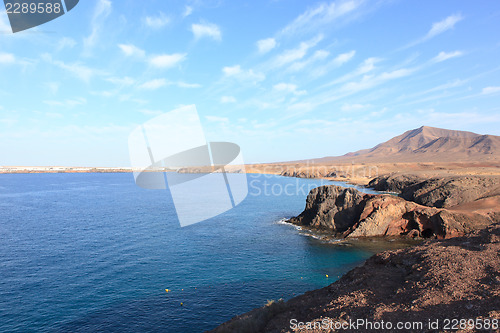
[1, 0, 499, 166]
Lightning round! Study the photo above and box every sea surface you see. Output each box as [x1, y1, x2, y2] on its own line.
[1, 173, 388, 332]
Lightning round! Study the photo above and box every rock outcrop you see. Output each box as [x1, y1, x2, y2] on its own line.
[210, 223, 500, 333]
[368, 174, 500, 208]
[288, 185, 492, 239]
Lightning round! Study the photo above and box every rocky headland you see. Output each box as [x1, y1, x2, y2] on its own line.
[286, 174, 499, 239]
[211, 126, 500, 332]
[210, 222, 500, 333]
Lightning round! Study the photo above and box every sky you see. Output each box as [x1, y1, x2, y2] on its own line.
[0, 0, 499, 166]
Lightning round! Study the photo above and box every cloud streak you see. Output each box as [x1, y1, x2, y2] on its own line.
[404, 14, 463, 49]
[191, 22, 222, 41]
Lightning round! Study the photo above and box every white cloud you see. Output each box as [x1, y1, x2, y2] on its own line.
[138, 79, 167, 90]
[432, 50, 463, 62]
[118, 44, 146, 58]
[43, 97, 87, 108]
[274, 34, 323, 67]
[427, 14, 463, 39]
[191, 22, 222, 41]
[273, 83, 307, 96]
[223, 65, 242, 76]
[106, 76, 135, 86]
[221, 96, 237, 103]
[324, 57, 381, 87]
[482, 86, 500, 95]
[333, 50, 356, 66]
[149, 53, 186, 68]
[222, 65, 265, 83]
[42, 54, 100, 82]
[205, 115, 229, 123]
[279, 0, 363, 37]
[0, 52, 15, 64]
[404, 14, 463, 49]
[341, 68, 415, 94]
[57, 37, 77, 51]
[257, 38, 277, 54]
[289, 49, 329, 72]
[144, 12, 170, 29]
[183, 6, 193, 17]
[83, 0, 112, 56]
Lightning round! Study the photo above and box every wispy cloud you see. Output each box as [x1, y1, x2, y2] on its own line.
[341, 103, 371, 111]
[340, 68, 415, 94]
[138, 79, 167, 90]
[0, 52, 16, 64]
[279, 0, 363, 37]
[257, 38, 277, 54]
[42, 54, 101, 82]
[404, 14, 463, 49]
[144, 12, 170, 29]
[309, 50, 356, 77]
[222, 65, 265, 83]
[432, 50, 463, 62]
[273, 34, 323, 67]
[118, 44, 146, 58]
[83, 0, 112, 56]
[191, 22, 222, 41]
[482, 86, 500, 95]
[273, 83, 307, 96]
[221, 96, 237, 103]
[427, 14, 463, 39]
[137, 79, 200, 90]
[288, 50, 329, 72]
[183, 6, 193, 18]
[56, 37, 77, 51]
[43, 97, 87, 108]
[323, 57, 381, 87]
[149, 53, 186, 68]
[106, 76, 135, 86]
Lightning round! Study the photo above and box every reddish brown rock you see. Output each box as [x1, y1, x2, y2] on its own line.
[289, 185, 492, 239]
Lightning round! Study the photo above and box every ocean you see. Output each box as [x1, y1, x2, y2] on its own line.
[1, 173, 388, 332]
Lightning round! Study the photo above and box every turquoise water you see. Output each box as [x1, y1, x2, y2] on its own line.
[0, 173, 380, 332]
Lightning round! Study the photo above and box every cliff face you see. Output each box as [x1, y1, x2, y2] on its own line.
[369, 174, 500, 208]
[211, 223, 500, 333]
[288, 185, 492, 239]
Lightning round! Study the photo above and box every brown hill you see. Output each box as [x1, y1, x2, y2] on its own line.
[312, 126, 500, 163]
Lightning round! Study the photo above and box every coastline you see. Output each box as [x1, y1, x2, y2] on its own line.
[210, 169, 500, 331]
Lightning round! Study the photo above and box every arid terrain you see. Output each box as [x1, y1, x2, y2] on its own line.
[211, 126, 500, 332]
[246, 126, 500, 185]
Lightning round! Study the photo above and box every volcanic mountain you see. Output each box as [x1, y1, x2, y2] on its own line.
[313, 126, 500, 163]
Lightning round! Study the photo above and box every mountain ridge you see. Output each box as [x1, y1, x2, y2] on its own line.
[310, 126, 500, 163]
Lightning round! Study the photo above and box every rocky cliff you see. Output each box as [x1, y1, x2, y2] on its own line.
[210, 223, 500, 333]
[288, 185, 492, 239]
[368, 174, 500, 208]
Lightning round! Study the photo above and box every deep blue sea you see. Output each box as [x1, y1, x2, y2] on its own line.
[1, 173, 386, 332]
